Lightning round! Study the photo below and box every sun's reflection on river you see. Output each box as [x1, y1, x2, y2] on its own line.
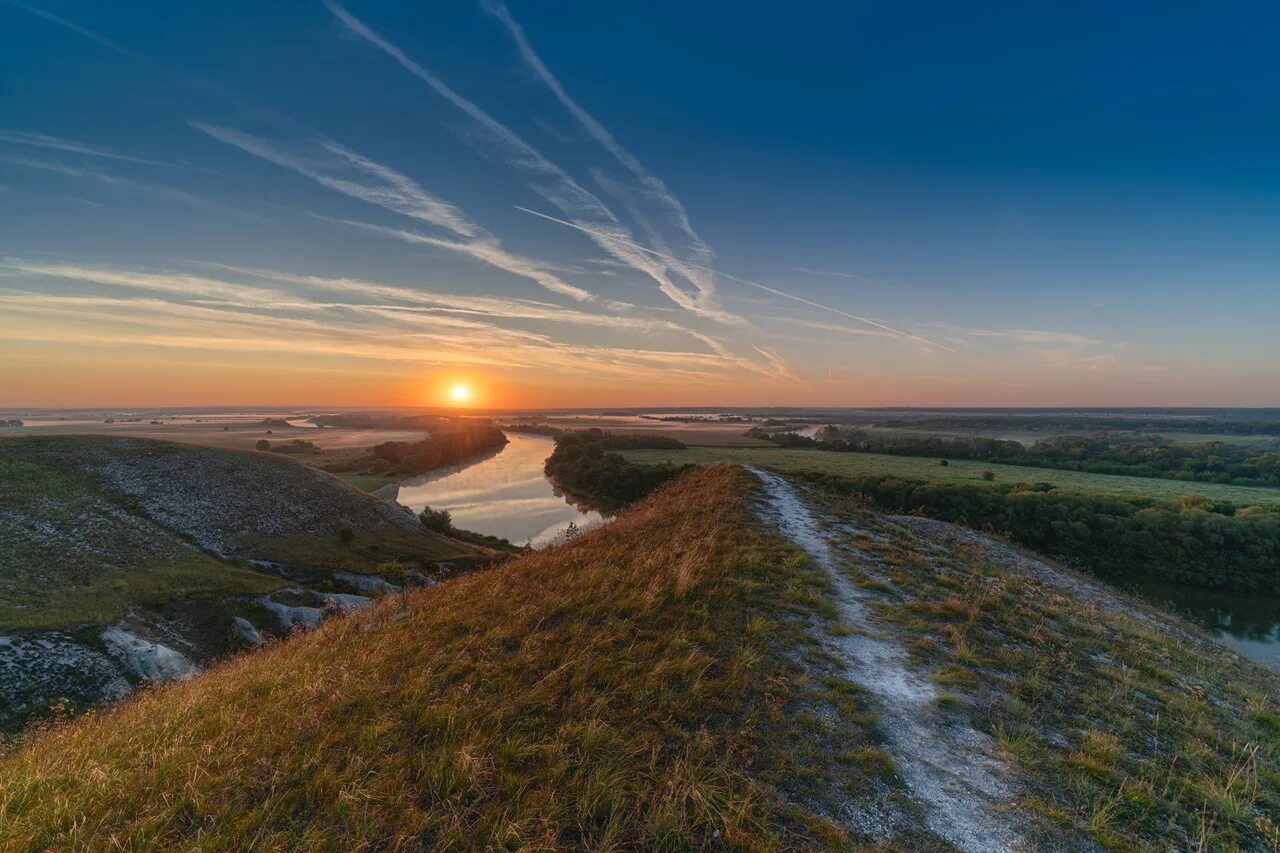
[386, 433, 604, 548]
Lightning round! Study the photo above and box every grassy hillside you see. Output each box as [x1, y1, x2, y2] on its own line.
[0, 466, 871, 849]
[0, 436, 482, 631]
[2, 464, 1276, 849]
[622, 446, 1280, 504]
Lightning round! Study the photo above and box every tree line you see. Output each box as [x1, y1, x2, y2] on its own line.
[368, 422, 509, 474]
[543, 430, 690, 511]
[790, 469, 1280, 594]
[752, 428, 1280, 487]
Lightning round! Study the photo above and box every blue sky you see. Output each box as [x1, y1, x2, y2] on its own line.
[2, 0, 1278, 407]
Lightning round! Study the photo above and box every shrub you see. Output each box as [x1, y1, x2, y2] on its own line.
[419, 506, 455, 535]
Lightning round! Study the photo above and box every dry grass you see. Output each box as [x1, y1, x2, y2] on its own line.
[0, 465, 873, 850]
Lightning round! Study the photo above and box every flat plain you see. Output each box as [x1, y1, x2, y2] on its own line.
[621, 445, 1280, 503]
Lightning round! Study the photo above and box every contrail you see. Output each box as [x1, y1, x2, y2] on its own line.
[514, 205, 962, 354]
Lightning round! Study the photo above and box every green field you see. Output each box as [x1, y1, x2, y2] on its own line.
[621, 446, 1280, 504]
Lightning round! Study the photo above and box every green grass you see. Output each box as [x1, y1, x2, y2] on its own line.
[0, 436, 481, 631]
[0, 440, 283, 630]
[0, 466, 918, 850]
[0, 558, 280, 633]
[621, 446, 1280, 504]
[810, 485, 1280, 850]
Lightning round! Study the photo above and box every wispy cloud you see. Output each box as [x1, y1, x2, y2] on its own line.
[189, 122, 595, 302]
[481, 0, 721, 307]
[792, 266, 867, 281]
[0, 153, 258, 218]
[0, 131, 170, 167]
[961, 327, 1106, 346]
[4, 260, 287, 303]
[0, 288, 754, 383]
[322, 0, 741, 325]
[0, 153, 85, 177]
[516, 206, 961, 354]
[773, 317, 899, 339]
[4, 0, 135, 57]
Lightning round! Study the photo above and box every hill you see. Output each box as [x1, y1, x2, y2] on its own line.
[0, 436, 490, 731]
[1, 465, 1276, 850]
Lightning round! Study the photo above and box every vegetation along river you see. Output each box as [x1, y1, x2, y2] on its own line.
[382, 433, 604, 548]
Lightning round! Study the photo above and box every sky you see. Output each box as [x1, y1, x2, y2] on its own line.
[2, 0, 1279, 409]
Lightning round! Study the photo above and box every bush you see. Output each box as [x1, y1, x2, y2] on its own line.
[255, 439, 271, 451]
[419, 506, 454, 535]
[338, 526, 354, 545]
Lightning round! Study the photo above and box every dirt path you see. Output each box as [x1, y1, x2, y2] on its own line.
[747, 466, 1024, 852]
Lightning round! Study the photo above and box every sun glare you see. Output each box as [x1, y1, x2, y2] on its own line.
[449, 382, 472, 404]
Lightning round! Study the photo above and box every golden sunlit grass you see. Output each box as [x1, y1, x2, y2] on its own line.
[0, 465, 883, 849]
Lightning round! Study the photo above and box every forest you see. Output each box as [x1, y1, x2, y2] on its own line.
[790, 468, 1280, 594]
[544, 430, 691, 510]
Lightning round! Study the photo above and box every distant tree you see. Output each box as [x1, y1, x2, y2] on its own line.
[256, 439, 271, 451]
[419, 506, 455, 534]
[939, 459, 949, 466]
[982, 470, 996, 481]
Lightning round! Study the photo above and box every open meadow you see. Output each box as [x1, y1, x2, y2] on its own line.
[621, 446, 1280, 504]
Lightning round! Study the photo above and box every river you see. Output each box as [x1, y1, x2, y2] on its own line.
[383, 433, 604, 548]
[1123, 578, 1280, 670]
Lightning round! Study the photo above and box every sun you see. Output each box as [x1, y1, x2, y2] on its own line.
[448, 382, 472, 404]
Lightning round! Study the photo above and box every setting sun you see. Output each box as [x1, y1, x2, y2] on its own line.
[449, 382, 472, 404]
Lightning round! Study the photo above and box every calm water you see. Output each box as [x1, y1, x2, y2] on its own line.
[386, 433, 604, 548]
[1125, 578, 1280, 670]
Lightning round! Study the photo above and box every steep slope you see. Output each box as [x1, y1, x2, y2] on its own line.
[1, 465, 1276, 851]
[0, 436, 490, 731]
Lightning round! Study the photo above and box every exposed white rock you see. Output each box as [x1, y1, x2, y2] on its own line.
[334, 570, 401, 595]
[319, 592, 375, 612]
[229, 616, 263, 646]
[257, 597, 323, 632]
[100, 625, 200, 683]
[0, 633, 132, 715]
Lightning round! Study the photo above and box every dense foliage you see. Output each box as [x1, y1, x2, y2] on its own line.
[256, 438, 319, 454]
[869, 413, 1280, 436]
[754, 427, 1280, 487]
[366, 421, 508, 474]
[497, 422, 562, 437]
[791, 469, 1280, 594]
[310, 413, 440, 430]
[544, 430, 691, 510]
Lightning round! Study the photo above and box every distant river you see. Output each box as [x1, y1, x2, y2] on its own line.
[383, 433, 604, 548]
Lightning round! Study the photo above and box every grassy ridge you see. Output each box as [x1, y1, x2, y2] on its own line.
[0, 436, 483, 631]
[621, 446, 1280, 504]
[804, 487, 1280, 849]
[0, 439, 281, 630]
[0, 466, 879, 849]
